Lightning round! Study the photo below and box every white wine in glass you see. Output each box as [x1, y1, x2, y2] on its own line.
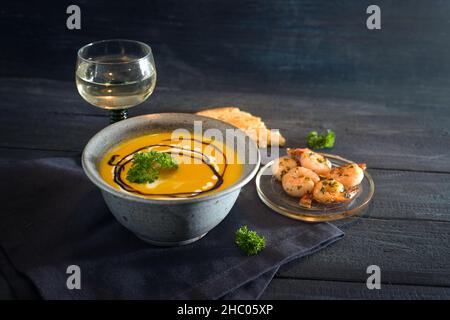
[76, 40, 156, 123]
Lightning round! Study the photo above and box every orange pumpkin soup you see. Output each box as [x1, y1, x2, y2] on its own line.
[99, 132, 243, 199]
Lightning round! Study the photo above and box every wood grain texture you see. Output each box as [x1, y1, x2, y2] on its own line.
[357, 170, 450, 222]
[1, 0, 450, 299]
[279, 217, 450, 287]
[1, 79, 449, 298]
[1, 79, 450, 172]
[2, 0, 450, 97]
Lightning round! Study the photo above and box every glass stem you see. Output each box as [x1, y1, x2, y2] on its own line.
[109, 109, 128, 124]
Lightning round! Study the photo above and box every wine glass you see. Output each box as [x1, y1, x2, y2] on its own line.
[76, 39, 156, 123]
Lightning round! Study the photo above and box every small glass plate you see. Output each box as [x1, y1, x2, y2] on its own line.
[255, 153, 375, 222]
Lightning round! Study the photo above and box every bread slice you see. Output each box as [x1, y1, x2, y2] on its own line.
[196, 107, 285, 147]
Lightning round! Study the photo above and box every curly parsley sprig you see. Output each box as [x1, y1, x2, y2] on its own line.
[235, 226, 266, 256]
[126, 151, 178, 184]
[307, 129, 335, 149]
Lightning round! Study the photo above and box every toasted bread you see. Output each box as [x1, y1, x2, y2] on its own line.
[196, 107, 285, 147]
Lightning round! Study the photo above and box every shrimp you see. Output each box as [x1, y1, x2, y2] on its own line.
[312, 179, 357, 204]
[299, 193, 313, 208]
[272, 156, 298, 181]
[281, 167, 320, 197]
[287, 148, 332, 176]
[328, 163, 366, 188]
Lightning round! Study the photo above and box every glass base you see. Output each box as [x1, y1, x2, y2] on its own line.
[109, 109, 128, 124]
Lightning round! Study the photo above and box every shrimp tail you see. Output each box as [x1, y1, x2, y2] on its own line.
[339, 186, 359, 201]
[357, 163, 367, 170]
[287, 148, 308, 161]
[299, 193, 312, 208]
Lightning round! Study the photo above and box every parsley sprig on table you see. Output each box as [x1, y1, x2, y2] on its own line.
[307, 129, 335, 149]
[235, 226, 266, 256]
[126, 151, 178, 184]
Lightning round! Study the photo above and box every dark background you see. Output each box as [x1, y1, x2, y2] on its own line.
[1, 0, 450, 300]
[2, 0, 450, 99]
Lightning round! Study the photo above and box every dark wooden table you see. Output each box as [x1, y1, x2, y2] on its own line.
[1, 77, 449, 299]
[2, 0, 450, 299]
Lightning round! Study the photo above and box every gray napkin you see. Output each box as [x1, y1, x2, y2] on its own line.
[0, 158, 343, 299]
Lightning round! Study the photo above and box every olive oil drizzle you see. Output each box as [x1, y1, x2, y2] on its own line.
[107, 138, 228, 198]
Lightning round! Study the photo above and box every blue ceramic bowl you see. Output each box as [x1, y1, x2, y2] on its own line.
[82, 113, 260, 246]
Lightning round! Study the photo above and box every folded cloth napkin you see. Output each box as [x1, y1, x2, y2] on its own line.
[0, 158, 343, 299]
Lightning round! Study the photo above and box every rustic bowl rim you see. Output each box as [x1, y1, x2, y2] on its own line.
[82, 113, 261, 205]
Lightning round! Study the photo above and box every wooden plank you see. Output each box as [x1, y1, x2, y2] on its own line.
[0, 147, 78, 160]
[2, 0, 450, 97]
[356, 169, 450, 222]
[277, 217, 450, 288]
[262, 278, 450, 299]
[1, 0, 449, 300]
[1, 143, 448, 224]
[1, 146, 448, 291]
[2, 78, 449, 296]
[1, 79, 450, 172]
[2, 143, 450, 226]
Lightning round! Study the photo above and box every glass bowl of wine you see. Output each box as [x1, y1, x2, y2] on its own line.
[76, 39, 157, 123]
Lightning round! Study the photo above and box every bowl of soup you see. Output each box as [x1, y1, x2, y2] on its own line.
[82, 113, 260, 246]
